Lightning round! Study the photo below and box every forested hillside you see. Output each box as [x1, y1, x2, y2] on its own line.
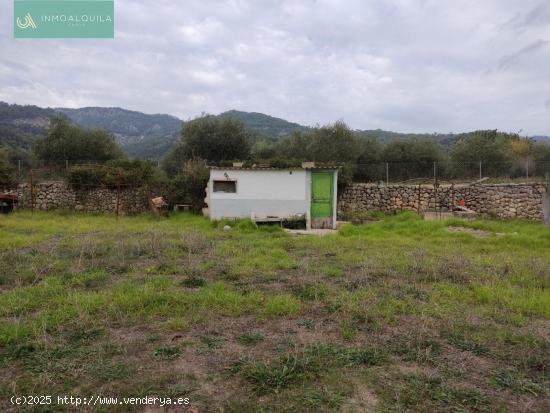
[57, 107, 182, 159]
[219, 110, 310, 139]
[0, 102, 56, 149]
[1, 102, 549, 163]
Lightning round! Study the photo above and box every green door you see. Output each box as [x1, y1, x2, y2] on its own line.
[311, 172, 333, 219]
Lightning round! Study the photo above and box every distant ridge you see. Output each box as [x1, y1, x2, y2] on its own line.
[219, 109, 310, 139]
[57, 107, 182, 159]
[1, 101, 548, 159]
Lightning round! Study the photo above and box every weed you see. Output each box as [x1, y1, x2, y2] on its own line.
[180, 276, 207, 288]
[237, 342, 386, 392]
[377, 373, 491, 412]
[292, 283, 330, 301]
[263, 294, 301, 318]
[339, 320, 357, 341]
[297, 319, 315, 330]
[236, 332, 265, 346]
[200, 334, 226, 351]
[446, 332, 490, 356]
[491, 368, 543, 396]
[240, 353, 317, 392]
[389, 334, 443, 364]
[154, 345, 181, 360]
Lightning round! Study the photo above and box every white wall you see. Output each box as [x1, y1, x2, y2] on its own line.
[207, 169, 308, 220]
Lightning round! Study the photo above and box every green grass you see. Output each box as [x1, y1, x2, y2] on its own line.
[0, 210, 548, 412]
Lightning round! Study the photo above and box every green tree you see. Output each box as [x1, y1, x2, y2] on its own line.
[276, 121, 359, 164]
[164, 115, 251, 173]
[276, 131, 312, 160]
[161, 143, 187, 177]
[0, 147, 16, 189]
[170, 159, 209, 211]
[354, 137, 384, 182]
[451, 130, 515, 178]
[382, 138, 446, 181]
[307, 121, 359, 163]
[533, 142, 550, 178]
[33, 116, 124, 164]
[251, 139, 277, 159]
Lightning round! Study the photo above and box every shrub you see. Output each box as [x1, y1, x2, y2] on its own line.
[170, 159, 209, 211]
[66, 165, 108, 190]
[66, 160, 161, 190]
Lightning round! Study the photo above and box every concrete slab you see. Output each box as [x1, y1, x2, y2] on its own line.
[284, 229, 338, 236]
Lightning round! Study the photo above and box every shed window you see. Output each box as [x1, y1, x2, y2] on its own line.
[213, 180, 236, 193]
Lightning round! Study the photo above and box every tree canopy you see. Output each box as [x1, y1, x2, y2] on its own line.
[33, 116, 124, 164]
[162, 115, 252, 176]
[450, 130, 516, 177]
[0, 147, 16, 189]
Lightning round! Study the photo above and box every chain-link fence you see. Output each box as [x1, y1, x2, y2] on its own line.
[7, 159, 550, 186]
[353, 160, 550, 183]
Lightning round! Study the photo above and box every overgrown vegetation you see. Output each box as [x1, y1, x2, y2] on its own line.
[0, 147, 16, 189]
[0, 211, 548, 412]
[66, 159, 163, 190]
[2, 106, 550, 203]
[33, 115, 124, 164]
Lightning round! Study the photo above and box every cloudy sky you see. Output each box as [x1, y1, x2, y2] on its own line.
[1, 0, 550, 135]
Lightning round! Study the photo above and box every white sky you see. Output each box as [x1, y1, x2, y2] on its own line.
[1, 0, 549, 135]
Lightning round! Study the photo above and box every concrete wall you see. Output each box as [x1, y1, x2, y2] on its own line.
[9, 181, 150, 214]
[205, 169, 309, 220]
[338, 183, 547, 221]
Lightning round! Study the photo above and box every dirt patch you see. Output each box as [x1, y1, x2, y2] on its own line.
[341, 381, 379, 412]
[447, 226, 492, 237]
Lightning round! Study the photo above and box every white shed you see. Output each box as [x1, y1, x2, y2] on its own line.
[203, 165, 339, 229]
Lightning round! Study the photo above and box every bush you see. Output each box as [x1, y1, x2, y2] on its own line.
[104, 159, 161, 188]
[33, 115, 124, 164]
[66, 165, 108, 190]
[169, 159, 209, 211]
[0, 148, 17, 189]
[67, 160, 162, 190]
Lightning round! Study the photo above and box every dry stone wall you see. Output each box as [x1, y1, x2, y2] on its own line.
[7, 180, 548, 221]
[338, 183, 547, 221]
[11, 181, 150, 214]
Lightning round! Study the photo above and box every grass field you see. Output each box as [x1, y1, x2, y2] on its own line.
[0, 211, 549, 412]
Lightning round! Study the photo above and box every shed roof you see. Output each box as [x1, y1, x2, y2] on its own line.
[208, 165, 341, 171]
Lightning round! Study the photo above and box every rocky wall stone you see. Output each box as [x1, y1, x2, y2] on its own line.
[338, 183, 547, 221]
[14, 181, 150, 215]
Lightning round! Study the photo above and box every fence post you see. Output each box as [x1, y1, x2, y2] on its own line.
[386, 162, 389, 185]
[526, 159, 529, 180]
[115, 168, 122, 218]
[66, 159, 69, 170]
[433, 161, 437, 182]
[450, 183, 454, 213]
[29, 169, 34, 213]
[479, 161, 482, 180]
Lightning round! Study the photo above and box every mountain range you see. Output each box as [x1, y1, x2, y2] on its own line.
[1, 102, 549, 159]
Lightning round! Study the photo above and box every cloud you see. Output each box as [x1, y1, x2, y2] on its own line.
[502, 2, 550, 31]
[498, 40, 549, 70]
[1, 0, 550, 135]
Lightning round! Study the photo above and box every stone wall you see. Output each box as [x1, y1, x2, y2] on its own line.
[10, 181, 150, 214]
[6, 180, 548, 221]
[338, 183, 547, 221]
